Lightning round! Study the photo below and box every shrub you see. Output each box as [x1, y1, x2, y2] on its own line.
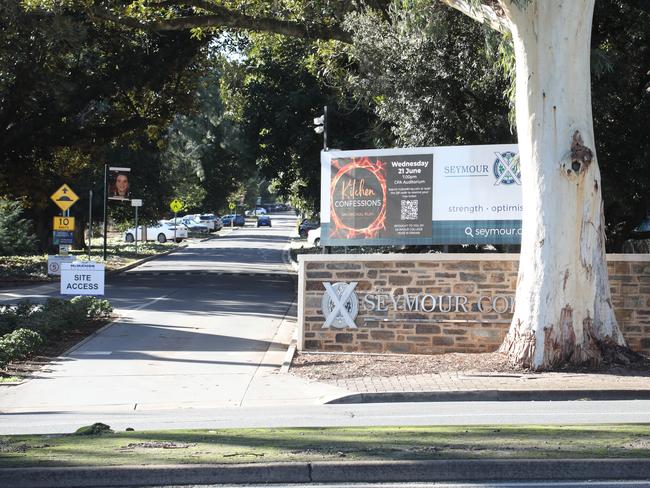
[0, 300, 37, 335]
[0, 200, 37, 256]
[70, 296, 113, 319]
[0, 328, 43, 368]
[86, 298, 113, 319]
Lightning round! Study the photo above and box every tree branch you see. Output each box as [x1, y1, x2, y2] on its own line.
[437, 0, 510, 33]
[91, 2, 352, 43]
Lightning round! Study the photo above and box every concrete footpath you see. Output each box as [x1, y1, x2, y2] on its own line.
[318, 368, 650, 403]
[3, 459, 650, 488]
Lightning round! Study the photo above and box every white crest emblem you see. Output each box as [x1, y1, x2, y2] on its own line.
[321, 282, 359, 329]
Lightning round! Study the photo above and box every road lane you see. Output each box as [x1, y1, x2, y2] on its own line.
[0, 213, 320, 416]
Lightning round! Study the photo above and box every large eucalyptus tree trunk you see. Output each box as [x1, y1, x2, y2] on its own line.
[497, 0, 626, 370]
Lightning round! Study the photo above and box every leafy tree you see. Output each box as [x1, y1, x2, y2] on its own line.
[0, 200, 38, 256]
[592, 0, 650, 251]
[0, 1, 208, 248]
[317, 3, 512, 147]
[221, 34, 380, 209]
[163, 68, 256, 215]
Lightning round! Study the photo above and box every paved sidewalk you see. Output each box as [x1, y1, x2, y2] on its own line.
[326, 369, 650, 395]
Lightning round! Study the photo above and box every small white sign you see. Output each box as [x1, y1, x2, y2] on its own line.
[47, 255, 75, 276]
[61, 261, 105, 296]
[131, 199, 143, 207]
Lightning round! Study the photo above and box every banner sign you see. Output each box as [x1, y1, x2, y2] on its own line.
[108, 166, 131, 201]
[320, 144, 521, 246]
[61, 261, 105, 296]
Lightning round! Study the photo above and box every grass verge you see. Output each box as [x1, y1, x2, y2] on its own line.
[1, 424, 649, 468]
[0, 237, 180, 283]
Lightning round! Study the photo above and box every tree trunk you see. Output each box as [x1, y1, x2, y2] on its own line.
[497, 0, 626, 369]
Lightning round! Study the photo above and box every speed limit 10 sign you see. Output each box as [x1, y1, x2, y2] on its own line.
[53, 216, 75, 231]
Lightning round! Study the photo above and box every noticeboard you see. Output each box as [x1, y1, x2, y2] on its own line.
[320, 144, 521, 246]
[53, 230, 74, 245]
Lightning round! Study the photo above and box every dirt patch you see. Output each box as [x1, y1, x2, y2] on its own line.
[0, 440, 31, 453]
[122, 442, 195, 450]
[290, 351, 650, 381]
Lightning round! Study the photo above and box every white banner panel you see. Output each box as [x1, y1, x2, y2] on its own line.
[432, 144, 521, 221]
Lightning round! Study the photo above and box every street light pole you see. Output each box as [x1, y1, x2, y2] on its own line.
[322, 105, 328, 151]
[314, 105, 331, 254]
[314, 105, 328, 151]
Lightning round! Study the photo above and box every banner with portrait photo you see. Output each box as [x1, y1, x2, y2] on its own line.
[108, 167, 131, 201]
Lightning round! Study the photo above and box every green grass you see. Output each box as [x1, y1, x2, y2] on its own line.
[0, 255, 49, 282]
[0, 237, 180, 282]
[0, 375, 22, 383]
[0, 425, 649, 468]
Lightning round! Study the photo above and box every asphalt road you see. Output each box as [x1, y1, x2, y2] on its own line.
[164, 483, 650, 488]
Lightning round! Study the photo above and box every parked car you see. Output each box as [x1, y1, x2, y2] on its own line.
[257, 215, 272, 227]
[124, 221, 188, 243]
[307, 227, 321, 247]
[221, 214, 246, 227]
[245, 207, 267, 216]
[299, 217, 320, 238]
[631, 217, 650, 239]
[197, 214, 222, 232]
[179, 217, 209, 233]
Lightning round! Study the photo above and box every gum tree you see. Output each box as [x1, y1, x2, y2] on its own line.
[27, 0, 631, 369]
[438, 0, 627, 369]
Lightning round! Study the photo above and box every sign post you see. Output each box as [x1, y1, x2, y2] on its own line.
[50, 184, 79, 255]
[170, 199, 183, 242]
[228, 202, 235, 228]
[131, 199, 143, 255]
[88, 189, 93, 259]
[104, 166, 132, 260]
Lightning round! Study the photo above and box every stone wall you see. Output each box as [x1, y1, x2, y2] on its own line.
[297, 254, 650, 355]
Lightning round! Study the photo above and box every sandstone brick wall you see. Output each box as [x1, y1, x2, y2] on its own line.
[297, 254, 650, 356]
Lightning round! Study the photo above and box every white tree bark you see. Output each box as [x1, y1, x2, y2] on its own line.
[496, 0, 626, 369]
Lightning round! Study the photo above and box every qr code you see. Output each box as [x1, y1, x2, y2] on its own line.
[401, 199, 418, 220]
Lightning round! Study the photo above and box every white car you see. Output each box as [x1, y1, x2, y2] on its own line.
[245, 207, 267, 216]
[124, 221, 188, 243]
[307, 227, 321, 247]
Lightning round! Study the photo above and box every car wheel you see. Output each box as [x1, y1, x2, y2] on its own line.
[125, 233, 135, 243]
[314, 238, 320, 247]
[157, 233, 167, 243]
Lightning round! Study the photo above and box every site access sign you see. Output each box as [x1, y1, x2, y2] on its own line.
[60, 261, 105, 296]
[320, 144, 521, 246]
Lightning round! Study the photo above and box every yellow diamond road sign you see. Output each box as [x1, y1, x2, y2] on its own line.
[170, 199, 183, 213]
[50, 184, 79, 212]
